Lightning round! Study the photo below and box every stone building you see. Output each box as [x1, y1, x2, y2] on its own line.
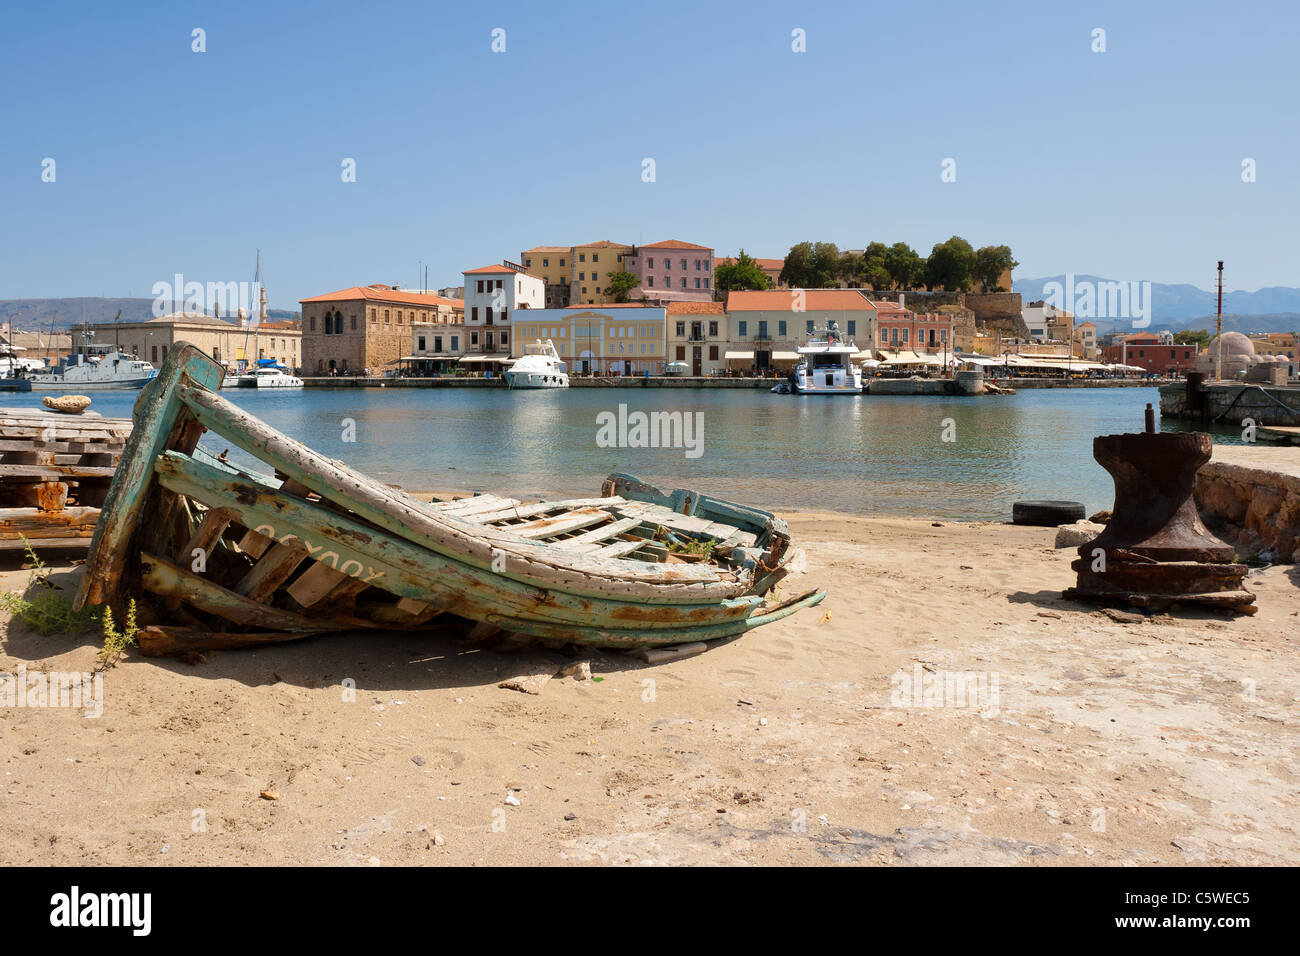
[623, 240, 715, 303]
[299, 284, 463, 375]
[72, 312, 301, 370]
[665, 301, 727, 375]
[726, 290, 876, 372]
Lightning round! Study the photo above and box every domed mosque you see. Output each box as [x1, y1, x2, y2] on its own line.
[1197, 331, 1261, 378]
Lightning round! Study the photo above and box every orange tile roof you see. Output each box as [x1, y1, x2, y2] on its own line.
[300, 285, 463, 308]
[562, 303, 662, 310]
[665, 301, 725, 314]
[522, 245, 569, 254]
[728, 289, 875, 311]
[868, 299, 914, 316]
[463, 264, 539, 277]
[574, 240, 631, 249]
[639, 239, 712, 251]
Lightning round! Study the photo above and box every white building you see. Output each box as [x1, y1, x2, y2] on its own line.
[461, 262, 545, 365]
[1021, 301, 1074, 343]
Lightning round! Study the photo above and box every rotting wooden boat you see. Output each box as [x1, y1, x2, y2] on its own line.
[73, 343, 825, 657]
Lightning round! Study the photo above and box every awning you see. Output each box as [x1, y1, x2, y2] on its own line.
[878, 350, 927, 365]
[459, 354, 515, 364]
[724, 351, 755, 360]
[772, 351, 800, 361]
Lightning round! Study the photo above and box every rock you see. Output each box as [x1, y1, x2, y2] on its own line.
[563, 812, 577, 821]
[1102, 608, 1145, 624]
[259, 789, 280, 801]
[560, 661, 591, 681]
[42, 394, 92, 414]
[429, 829, 445, 847]
[498, 670, 553, 695]
[1088, 510, 1112, 524]
[1054, 520, 1105, 548]
[411, 755, 425, 767]
[505, 793, 521, 807]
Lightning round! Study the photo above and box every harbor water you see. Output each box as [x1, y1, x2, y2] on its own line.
[4, 386, 1241, 520]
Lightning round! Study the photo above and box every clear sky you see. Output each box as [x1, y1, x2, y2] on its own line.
[2, 0, 1296, 306]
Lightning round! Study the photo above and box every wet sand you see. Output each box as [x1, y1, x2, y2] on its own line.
[1, 514, 1296, 866]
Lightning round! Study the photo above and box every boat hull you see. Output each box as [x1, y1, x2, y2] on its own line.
[504, 370, 568, 389]
[75, 342, 824, 657]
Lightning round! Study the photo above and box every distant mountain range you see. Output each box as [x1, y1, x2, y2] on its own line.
[1013, 275, 1300, 335]
[0, 297, 296, 330]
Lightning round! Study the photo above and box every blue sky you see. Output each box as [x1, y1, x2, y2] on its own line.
[1, 0, 1297, 306]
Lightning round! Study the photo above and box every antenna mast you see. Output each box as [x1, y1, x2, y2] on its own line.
[1215, 260, 1224, 381]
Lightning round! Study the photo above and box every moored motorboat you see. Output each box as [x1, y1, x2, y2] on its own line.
[28, 348, 157, 390]
[790, 322, 863, 394]
[75, 343, 824, 657]
[504, 339, 568, 389]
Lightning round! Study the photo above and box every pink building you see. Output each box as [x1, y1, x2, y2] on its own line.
[623, 239, 714, 303]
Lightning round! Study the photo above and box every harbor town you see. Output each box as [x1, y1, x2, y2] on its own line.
[1, 1, 1297, 915]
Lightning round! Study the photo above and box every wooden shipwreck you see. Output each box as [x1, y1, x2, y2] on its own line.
[0, 406, 130, 550]
[73, 344, 825, 657]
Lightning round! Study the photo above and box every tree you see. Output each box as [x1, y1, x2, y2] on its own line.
[973, 245, 1019, 292]
[715, 250, 772, 295]
[780, 241, 840, 288]
[1173, 329, 1211, 349]
[884, 242, 925, 290]
[859, 242, 891, 289]
[925, 236, 977, 291]
[602, 270, 640, 303]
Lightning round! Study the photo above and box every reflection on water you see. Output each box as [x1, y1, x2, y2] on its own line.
[8, 385, 1221, 519]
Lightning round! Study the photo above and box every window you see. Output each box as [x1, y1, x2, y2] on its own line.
[593, 254, 599, 262]
[695, 278, 700, 288]
[579, 253, 586, 262]
[807, 320, 815, 333]
[451, 335, 458, 351]
[486, 308, 493, 324]
[418, 336, 426, 351]
[739, 321, 748, 337]
[309, 317, 316, 331]
[709, 345, 719, 360]
[433, 336, 442, 352]
[703, 279, 709, 288]
[891, 328, 899, 346]
[648, 276, 654, 287]
[579, 272, 585, 281]
[525, 259, 532, 267]
[778, 320, 787, 336]
[542, 258, 549, 267]
[559, 258, 565, 266]
[758, 320, 768, 339]
[847, 320, 855, 336]
[676, 345, 686, 360]
[477, 281, 484, 293]
[471, 307, 478, 321]
[941, 330, 948, 343]
[695, 259, 701, 270]
[501, 332, 508, 346]
[471, 332, 479, 346]
[902, 329, 909, 344]
[881, 328, 888, 343]
[675, 321, 685, 336]
[501, 308, 508, 322]
[370, 309, 377, 324]
[664, 259, 670, 269]
[709, 321, 718, 336]
[384, 309, 390, 323]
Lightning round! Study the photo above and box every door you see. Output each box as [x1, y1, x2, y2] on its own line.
[692, 346, 702, 376]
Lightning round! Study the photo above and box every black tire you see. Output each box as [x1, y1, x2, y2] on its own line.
[1012, 499, 1086, 526]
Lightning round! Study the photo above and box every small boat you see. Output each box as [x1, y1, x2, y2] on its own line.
[75, 343, 824, 657]
[791, 322, 863, 394]
[29, 348, 157, 390]
[664, 361, 690, 377]
[229, 361, 303, 388]
[504, 339, 568, 389]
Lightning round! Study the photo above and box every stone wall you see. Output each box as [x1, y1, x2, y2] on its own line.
[1161, 382, 1300, 426]
[1194, 446, 1300, 563]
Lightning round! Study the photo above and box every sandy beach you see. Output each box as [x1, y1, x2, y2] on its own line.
[1, 512, 1296, 866]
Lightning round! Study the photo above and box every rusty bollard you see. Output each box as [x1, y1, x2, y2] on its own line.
[1063, 406, 1256, 614]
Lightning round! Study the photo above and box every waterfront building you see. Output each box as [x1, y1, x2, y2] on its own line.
[74, 311, 301, 370]
[872, 302, 954, 358]
[1103, 331, 1197, 376]
[1022, 301, 1074, 346]
[3, 328, 73, 363]
[726, 289, 876, 372]
[300, 284, 461, 375]
[936, 304, 977, 353]
[461, 262, 544, 369]
[568, 241, 633, 306]
[510, 305, 666, 375]
[406, 321, 467, 374]
[1074, 321, 1099, 359]
[519, 247, 572, 307]
[665, 301, 727, 375]
[622, 240, 715, 303]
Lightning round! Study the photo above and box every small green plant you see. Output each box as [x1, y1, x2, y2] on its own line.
[667, 537, 717, 559]
[97, 598, 139, 669]
[0, 538, 101, 637]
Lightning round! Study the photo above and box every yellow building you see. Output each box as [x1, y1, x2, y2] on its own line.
[511, 305, 666, 375]
[519, 246, 572, 308]
[521, 240, 634, 307]
[73, 312, 302, 370]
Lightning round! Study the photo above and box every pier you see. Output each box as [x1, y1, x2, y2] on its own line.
[1160, 380, 1300, 427]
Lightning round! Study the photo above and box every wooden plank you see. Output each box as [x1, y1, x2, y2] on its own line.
[464, 497, 625, 525]
[0, 463, 118, 478]
[141, 553, 343, 632]
[284, 561, 350, 607]
[505, 507, 612, 540]
[73, 345, 224, 609]
[593, 538, 657, 560]
[137, 625, 328, 658]
[179, 507, 234, 566]
[235, 541, 308, 602]
[551, 516, 644, 551]
[433, 494, 518, 515]
[236, 528, 273, 559]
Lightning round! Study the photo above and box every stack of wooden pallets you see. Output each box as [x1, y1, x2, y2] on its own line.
[0, 407, 130, 550]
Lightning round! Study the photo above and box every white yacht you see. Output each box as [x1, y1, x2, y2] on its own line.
[504, 339, 568, 389]
[29, 348, 157, 390]
[790, 322, 862, 394]
[227, 362, 303, 388]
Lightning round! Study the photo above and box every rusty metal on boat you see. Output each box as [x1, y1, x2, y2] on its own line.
[72, 343, 825, 656]
[1063, 406, 1256, 614]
